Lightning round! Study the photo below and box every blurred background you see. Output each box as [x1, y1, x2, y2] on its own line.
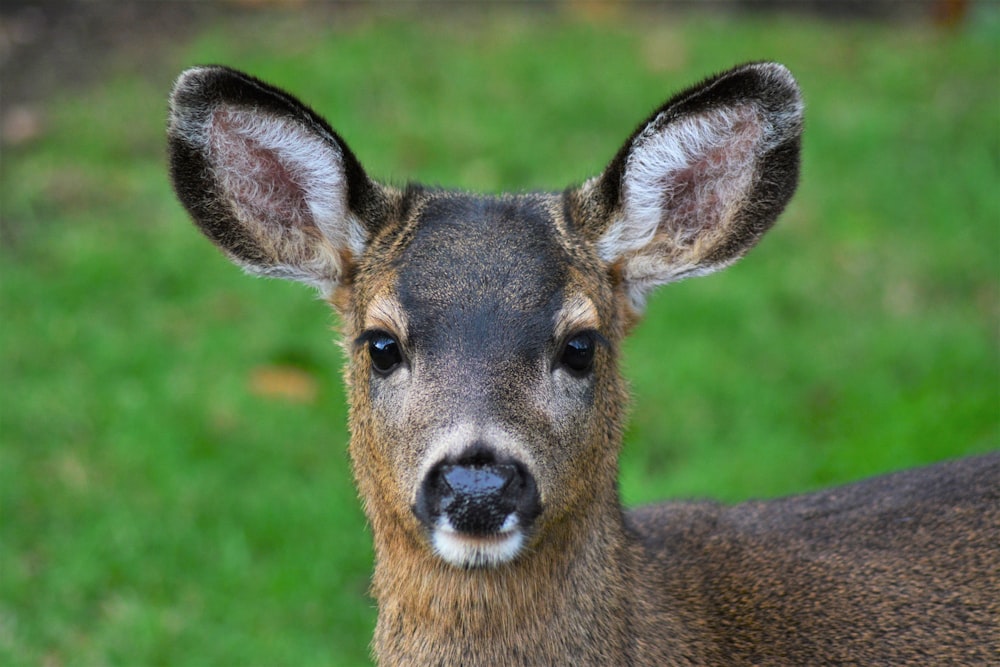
[2, 1, 997, 664]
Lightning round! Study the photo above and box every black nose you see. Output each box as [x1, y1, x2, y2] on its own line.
[414, 446, 540, 536]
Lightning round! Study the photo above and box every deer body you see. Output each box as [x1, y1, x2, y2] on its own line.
[168, 63, 999, 665]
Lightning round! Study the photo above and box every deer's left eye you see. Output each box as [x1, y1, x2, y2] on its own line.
[558, 332, 597, 375]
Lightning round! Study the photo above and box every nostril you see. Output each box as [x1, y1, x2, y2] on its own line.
[425, 465, 451, 495]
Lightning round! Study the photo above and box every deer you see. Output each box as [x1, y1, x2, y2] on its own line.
[167, 62, 999, 665]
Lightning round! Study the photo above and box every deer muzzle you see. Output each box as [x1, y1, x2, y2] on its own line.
[413, 447, 541, 568]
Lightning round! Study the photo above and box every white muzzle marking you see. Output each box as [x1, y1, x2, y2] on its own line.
[432, 514, 524, 568]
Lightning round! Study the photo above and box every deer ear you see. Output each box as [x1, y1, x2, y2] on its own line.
[572, 62, 803, 313]
[167, 66, 389, 296]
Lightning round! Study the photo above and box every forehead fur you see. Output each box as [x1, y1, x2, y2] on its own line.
[395, 193, 571, 317]
[349, 188, 622, 345]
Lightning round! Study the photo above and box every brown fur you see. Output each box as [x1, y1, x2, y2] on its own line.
[167, 63, 999, 665]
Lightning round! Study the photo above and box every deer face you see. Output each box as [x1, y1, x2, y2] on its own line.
[346, 193, 628, 568]
[167, 62, 801, 570]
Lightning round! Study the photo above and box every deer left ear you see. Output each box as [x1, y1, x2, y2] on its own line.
[571, 62, 803, 313]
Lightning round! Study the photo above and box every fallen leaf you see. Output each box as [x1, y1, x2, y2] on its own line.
[249, 365, 319, 403]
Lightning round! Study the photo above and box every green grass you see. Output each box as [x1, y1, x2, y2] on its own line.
[3, 9, 998, 666]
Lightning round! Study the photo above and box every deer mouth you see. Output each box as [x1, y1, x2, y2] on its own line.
[431, 514, 526, 568]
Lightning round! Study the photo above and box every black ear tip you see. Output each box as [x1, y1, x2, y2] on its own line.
[169, 67, 220, 127]
[172, 66, 216, 97]
[170, 65, 253, 110]
[741, 62, 804, 116]
[747, 62, 797, 86]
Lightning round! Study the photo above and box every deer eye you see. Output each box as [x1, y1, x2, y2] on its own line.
[558, 332, 597, 375]
[366, 331, 403, 375]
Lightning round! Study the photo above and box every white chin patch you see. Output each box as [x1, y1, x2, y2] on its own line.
[432, 515, 524, 568]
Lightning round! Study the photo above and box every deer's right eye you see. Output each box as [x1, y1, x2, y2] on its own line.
[366, 331, 403, 375]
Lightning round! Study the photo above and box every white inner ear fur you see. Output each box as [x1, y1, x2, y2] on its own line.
[597, 105, 780, 311]
[599, 105, 765, 263]
[206, 107, 367, 292]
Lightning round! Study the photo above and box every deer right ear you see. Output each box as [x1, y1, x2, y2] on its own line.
[571, 62, 803, 314]
[167, 66, 389, 297]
